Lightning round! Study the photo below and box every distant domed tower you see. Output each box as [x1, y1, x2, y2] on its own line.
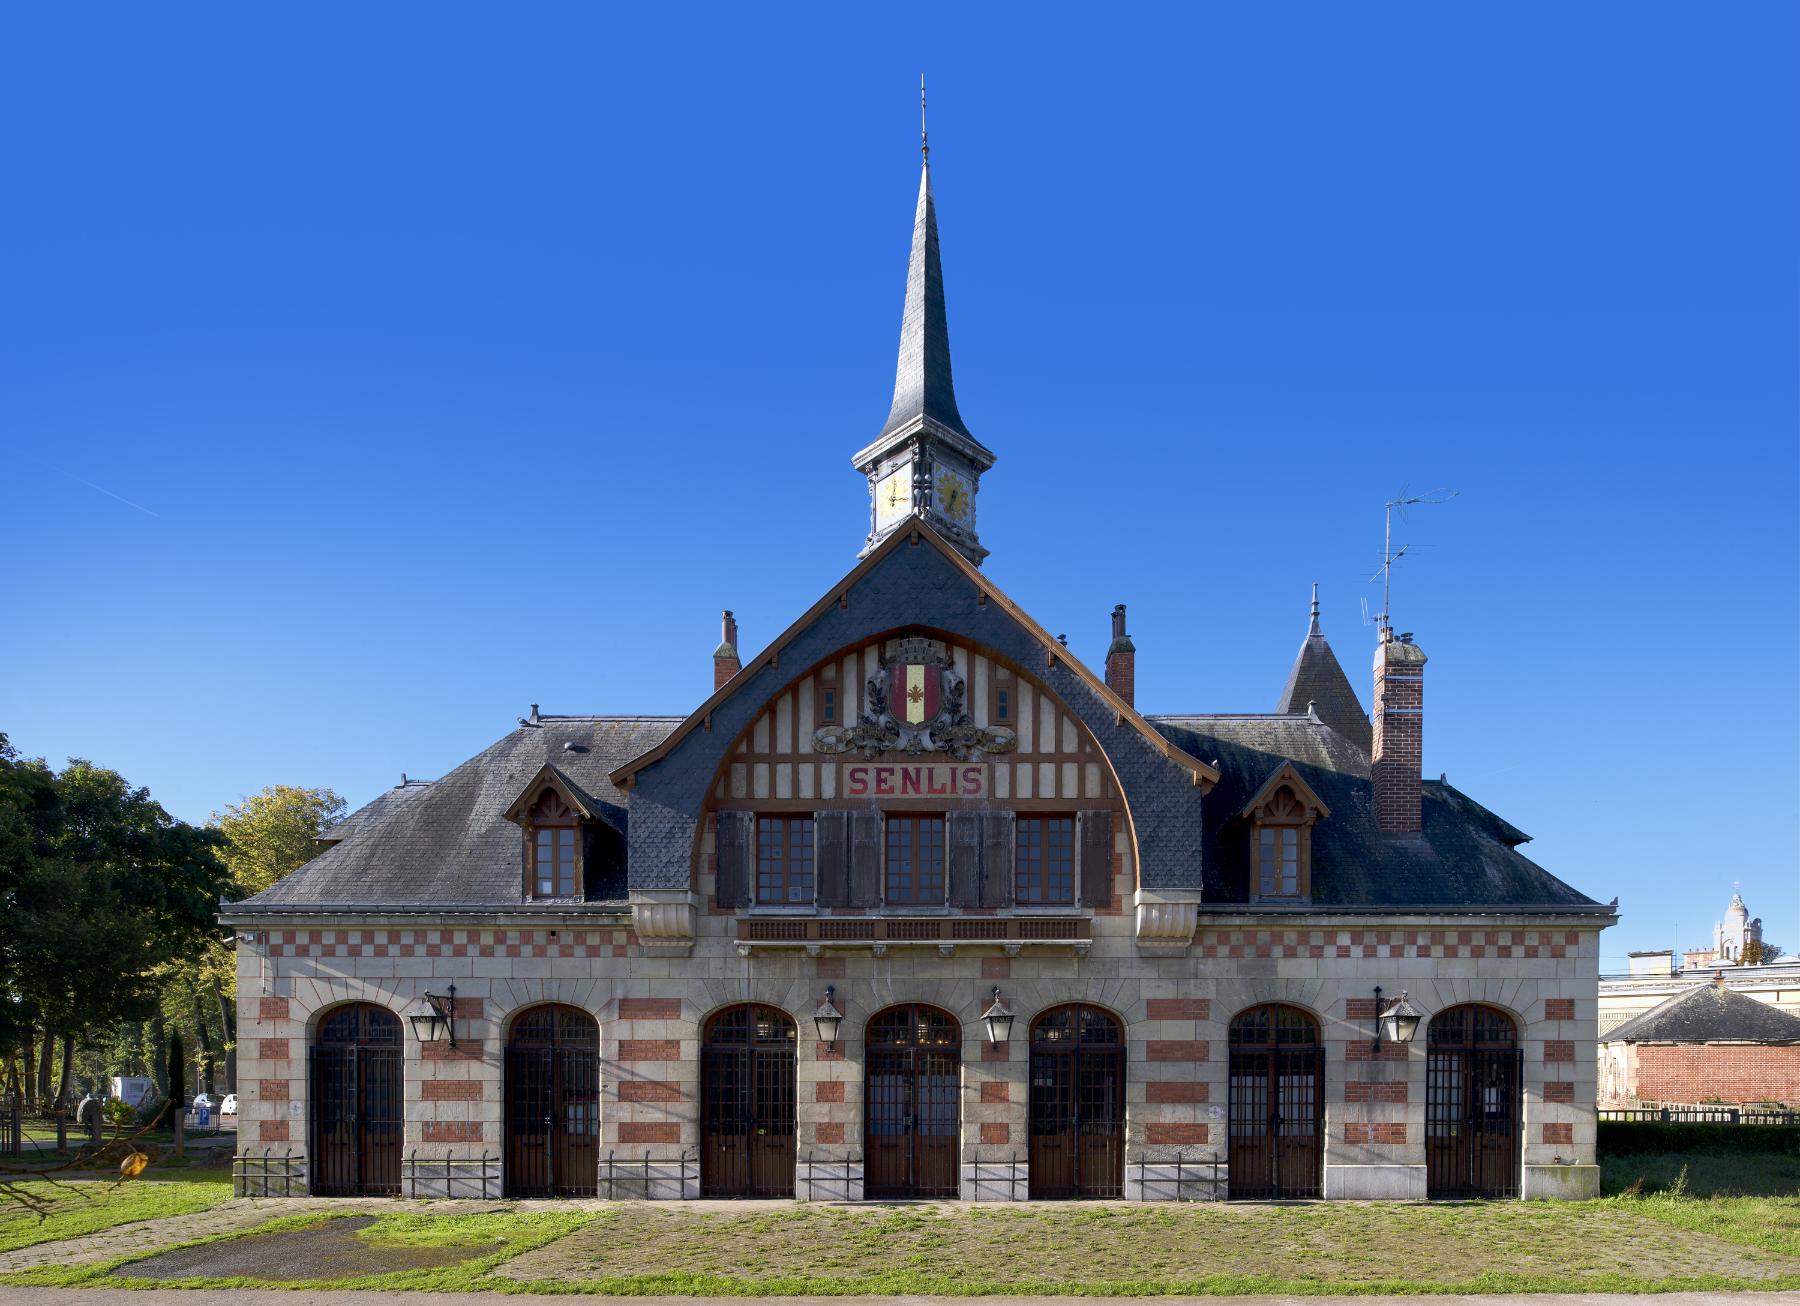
[1714, 889, 1764, 963]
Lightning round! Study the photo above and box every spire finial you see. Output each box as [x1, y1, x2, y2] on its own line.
[920, 74, 929, 163]
[1309, 582, 1321, 635]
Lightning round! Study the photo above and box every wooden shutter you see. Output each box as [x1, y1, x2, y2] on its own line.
[1078, 809, 1113, 909]
[979, 810, 1015, 908]
[714, 810, 752, 909]
[814, 810, 849, 907]
[947, 812, 982, 908]
[849, 810, 883, 907]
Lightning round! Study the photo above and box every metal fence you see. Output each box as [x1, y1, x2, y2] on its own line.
[1600, 1106, 1800, 1125]
[0, 1097, 20, 1157]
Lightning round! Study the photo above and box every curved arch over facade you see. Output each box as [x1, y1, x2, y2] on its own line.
[865, 1003, 962, 1198]
[310, 1002, 402, 1197]
[1227, 1003, 1323, 1200]
[504, 1003, 599, 1198]
[1028, 1003, 1124, 1198]
[701, 1004, 798, 1197]
[1426, 1004, 1522, 1199]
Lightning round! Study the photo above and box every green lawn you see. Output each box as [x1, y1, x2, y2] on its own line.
[0, 1171, 234, 1255]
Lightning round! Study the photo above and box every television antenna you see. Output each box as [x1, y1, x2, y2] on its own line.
[1368, 485, 1457, 636]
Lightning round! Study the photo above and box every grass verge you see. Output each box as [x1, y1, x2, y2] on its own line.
[0, 1173, 234, 1255]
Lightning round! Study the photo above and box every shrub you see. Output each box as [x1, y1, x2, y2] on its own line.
[1599, 1121, 1800, 1156]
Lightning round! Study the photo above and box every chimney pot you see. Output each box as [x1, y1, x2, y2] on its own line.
[1104, 603, 1136, 709]
[713, 609, 743, 691]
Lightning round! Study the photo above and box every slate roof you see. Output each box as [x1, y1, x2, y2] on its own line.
[1604, 984, 1800, 1045]
[234, 717, 680, 912]
[1273, 592, 1372, 755]
[1148, 713, 1602, 911]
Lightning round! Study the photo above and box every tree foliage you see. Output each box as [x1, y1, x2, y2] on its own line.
[212, 785, 346, 899]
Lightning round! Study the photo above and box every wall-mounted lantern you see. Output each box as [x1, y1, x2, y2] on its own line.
[1371, 985, 1423, 1055]
[980, 987, 1015, 1047]
[407, 984, 459, 1048]
[813, 985, 844, 1049]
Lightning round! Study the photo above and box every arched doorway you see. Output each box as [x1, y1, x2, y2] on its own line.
[701, 1005, 797, 1197]
[1029, 1004, 1124, 1198]
[1426, 1005, 1522, 1199]
[310, 1003, 402, 1196]
[1227, 1004, 1323, 1199]
[865, 1004, 961, 1198]
[504, 1004, 599, 1197]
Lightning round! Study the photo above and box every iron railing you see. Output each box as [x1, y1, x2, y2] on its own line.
[403, 1150, 502, 1199]
[1600, 1106, 1800, 1125]
[233, 1148, 305, 1196]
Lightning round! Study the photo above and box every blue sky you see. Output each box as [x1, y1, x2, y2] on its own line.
[2, 3, 1794, 969]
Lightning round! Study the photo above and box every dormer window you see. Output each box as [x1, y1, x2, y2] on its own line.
[527, 789, 580, 898]
[1240, 764, 1330, 903]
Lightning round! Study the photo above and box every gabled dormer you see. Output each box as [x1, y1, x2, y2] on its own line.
[503, 764, 597, 901]
[1239, 763, 1330, 903]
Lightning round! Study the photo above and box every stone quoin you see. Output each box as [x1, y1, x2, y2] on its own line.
[220, 130, 1616, 1205]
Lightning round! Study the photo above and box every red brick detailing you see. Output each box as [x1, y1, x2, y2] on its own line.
[259, 1119, 290, 1142]
[1145, 1080, 1210, 1104]
[1544, 998, 1576, 1021]
[814, 1080, 846, 1104]
[815, 1122, 845, 1144]
[1344, 998, 1380, 1020]
[257, 997, 290, 1020]
[618, 1039, 681, 1062]
[1145, 1123, 1209, 1145]
[449, 996, 483, 1018]
[1343, 1041, 1408, 1062]
[421, 1079, 482, 1101]
[618, 998, 682, 1020]
[1542, 1123, 1573, 1145]
[815, 1041, 845, 1062]
[1634, 1044, 1800, 1107]
[815, 955, 846, 979]
[1344, 1122, 1407, 1145]
[1105, 607, 1135, 708]
[258, 1079, 290, 1101]
[618, 1122, 680, 1144]
[1371, 635, 1425, 832]
[1543, 1081, 1576, 1104]
[423, 1039, 483, 1061]
[980, 1122, 1010, 1145]
[1544, 1040, 1575, 1063]
[1145, 999, 1210, 1021]
[981, 957, 1011, 980]
[1146, 1040, 1209, 1062]
[422, 1120, 482, 1143]
[980, 1040, 1010, 1062]
[256, 1039, 291, 1061]
[714, 612, 741, 690]
[618, 1080, 681, 1103]
[979, 1080, 1009, 1103]
[1344, 1080, 1408, 1103]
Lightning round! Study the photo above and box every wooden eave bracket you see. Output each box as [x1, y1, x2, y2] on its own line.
[501, 762, 598, 825]
[1238, 762, 1331, 822]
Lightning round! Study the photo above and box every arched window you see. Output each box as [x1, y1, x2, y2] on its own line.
[701, 1005, 797, 1197]
[310, 1003, 402, 1197]
[865, 1004, 961, 1198]
[1029, 1004, 1124, 1198]
[1227, 1004, 1323, 1199]
[504, 1004, 599, 1197]
[1426, 1005, 1521, 1199]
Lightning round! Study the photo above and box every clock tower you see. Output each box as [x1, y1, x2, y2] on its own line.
[854, 147, 994, 566]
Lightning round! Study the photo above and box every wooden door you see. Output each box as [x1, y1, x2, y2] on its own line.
[1227, 1004, 1322, 1199]
[309, 1004, 402, 1197]
[1029, 1004, 1124, 1198]
[1426, 1005, 1521, 1199]
[701, 1005, 796, 1197]
[864, 1004, 961, 1198]
[505, 1005, 599, 1198]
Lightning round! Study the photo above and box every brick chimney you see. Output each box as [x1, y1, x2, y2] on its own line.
[1371, 629, 1427, 833]
[1104, 604, 1136, 708]
[713, 610, 741, 691]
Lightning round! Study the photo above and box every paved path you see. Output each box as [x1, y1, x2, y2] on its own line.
[0, 1199, 374, 1277]
[4, 1294, 1800, 1305]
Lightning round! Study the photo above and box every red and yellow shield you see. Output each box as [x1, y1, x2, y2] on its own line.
[888, 661, 942, 726]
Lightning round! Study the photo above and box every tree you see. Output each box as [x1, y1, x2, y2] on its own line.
[1742, 939, 1784, 966]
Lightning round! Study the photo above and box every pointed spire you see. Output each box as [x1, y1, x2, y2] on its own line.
[1276, 587, 1373, 755]
[876, 157, 975, 444]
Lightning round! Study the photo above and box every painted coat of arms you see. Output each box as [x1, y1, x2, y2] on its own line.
[813, 636, 1017, 760]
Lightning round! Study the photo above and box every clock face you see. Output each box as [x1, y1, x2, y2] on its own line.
[937, 468, 973, 525]
[875, 463, 913, 529]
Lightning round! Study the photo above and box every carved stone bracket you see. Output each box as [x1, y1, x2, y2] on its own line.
[630, 890, 698, 958]
[1135, 888, 1201, 954]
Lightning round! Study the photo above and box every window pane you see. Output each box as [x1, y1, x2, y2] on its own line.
[757, 816, 783, 904]
[1016, 818, 1043, 903]
[1046, 817, 1075, 903]
[917, 817, 945, 902]
[886, 817, 915, 903]
[790, 818, 814, 902]
[536, 829, 554, 896]
[996, 689, 1010, 721]
[1281, 828, 1298, 896]
[821, 689, 836, 724]
[559, 828, 576, 895]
